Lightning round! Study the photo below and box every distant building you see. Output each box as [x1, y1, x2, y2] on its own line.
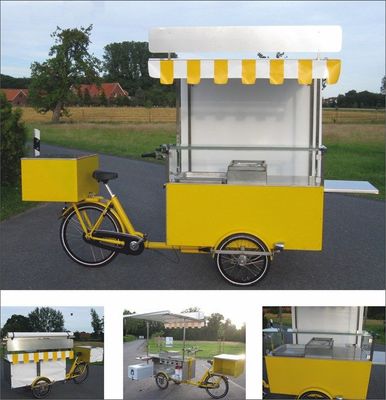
[1, 88, 29, 106]
[74, 82, 128, 103]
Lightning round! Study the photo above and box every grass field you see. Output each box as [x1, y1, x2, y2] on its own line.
[323, 123, 384, 199]
[26, 122, 176, 160]
[20, 107, 385, 124]
[147, 339, 245, 359]
[21, 107, 176, 123]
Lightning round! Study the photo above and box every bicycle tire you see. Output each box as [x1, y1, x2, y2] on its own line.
[60, 203, 122, 267]
[204, 374, 229, 399]
[216, 233, 270, 286]
[73, 362, 89, 384]
[31, 377, 51, 399]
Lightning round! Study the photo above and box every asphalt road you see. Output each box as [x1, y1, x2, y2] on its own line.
[123, 340, 246, 400]
[0, 359, 104, 399]
[0, 144, 384, 290]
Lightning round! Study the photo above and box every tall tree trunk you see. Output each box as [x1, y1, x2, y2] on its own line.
[51, 102, 62, 123]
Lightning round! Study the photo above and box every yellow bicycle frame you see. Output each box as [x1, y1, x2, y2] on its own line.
[162, 365, 225, 389]
[66, 356, 87, 380]
[68, 195, 205, 253]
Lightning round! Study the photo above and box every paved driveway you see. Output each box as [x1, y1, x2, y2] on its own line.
[123, 340, 246, 400]
[0, 144, 384, 290]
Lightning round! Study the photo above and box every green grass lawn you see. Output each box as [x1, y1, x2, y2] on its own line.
[147, 339, 245, 359]
[323, 124, 384, 200]
[26, 122, 176, 160]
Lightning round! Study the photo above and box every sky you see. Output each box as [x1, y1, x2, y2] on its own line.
[1, 1, 385, 97]
[1, 306, 104, 332]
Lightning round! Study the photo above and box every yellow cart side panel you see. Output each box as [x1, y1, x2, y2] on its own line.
[213, 354, 245, 377]
[21, 155, 99, 202]
[265, 356, 372, 399]
[166, 184, 324, 250]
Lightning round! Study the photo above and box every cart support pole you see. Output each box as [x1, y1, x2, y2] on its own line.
[182, 319, 186, 361]
[146, 322, 149, 357]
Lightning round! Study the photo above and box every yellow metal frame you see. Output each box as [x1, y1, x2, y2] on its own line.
[67, 195, 204, 253]
[161, 364, 226, 389]
[66, 181, 324, 256]
[65, 355, 88, 380]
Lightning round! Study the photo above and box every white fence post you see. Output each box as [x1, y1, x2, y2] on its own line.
[34, 128, 40, 157]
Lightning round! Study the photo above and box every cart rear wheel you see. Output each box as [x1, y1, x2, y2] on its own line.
[298, 391, 331, 399]
[204, 374, 229, 399]
[31, 377, 51, 399]
[60, 203, 122, 267]
[155, 372, 169, 389]
[215, 234, 270, 285]
[73, 362, 89, 384]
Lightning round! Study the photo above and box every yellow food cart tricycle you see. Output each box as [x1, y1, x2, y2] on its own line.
[2, 332, 103, 398]
[263, 306, 377, 399]
[124, 310, 245, 399]
[21, 26, 378, 285]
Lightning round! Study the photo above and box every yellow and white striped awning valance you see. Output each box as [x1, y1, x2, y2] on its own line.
[7, 350, 74, 364]
[148, 59, 341, 85]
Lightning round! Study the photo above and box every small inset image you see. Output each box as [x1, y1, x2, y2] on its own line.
[1, 306, 104, 399]
[263, 306, 385, 399]
[123, 306, 246, 399]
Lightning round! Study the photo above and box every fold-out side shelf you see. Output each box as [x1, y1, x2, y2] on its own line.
[324, 180, 379, 194]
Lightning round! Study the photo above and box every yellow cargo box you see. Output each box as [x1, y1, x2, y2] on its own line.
[74, 346, 104, 363]
[166, 183, 324, 251]
[265, 356, 372, 399]
[21, 155, 99, 202]
[212, 354, 245, 377]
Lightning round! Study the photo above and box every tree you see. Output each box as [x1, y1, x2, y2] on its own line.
[1, 314, 32, 337]
[381, 76, 386, 95]
[206, 313, 225, 340]
[0, 92, 27, 186]
[90, 308, 104, 338]
[28, 25, 101, 122]
[103, 41, 176, 106]
[0, 74, 31, 89]
[28, 307, 65, 332]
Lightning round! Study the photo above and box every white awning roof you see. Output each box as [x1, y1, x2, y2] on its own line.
[148, 58, 341, 85]
[149, 26, 342, 53]
[124, 310, 205, 329]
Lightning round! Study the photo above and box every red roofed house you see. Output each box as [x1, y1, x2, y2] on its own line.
[1, 89, 29, 106]
[75, 83, 128, 103]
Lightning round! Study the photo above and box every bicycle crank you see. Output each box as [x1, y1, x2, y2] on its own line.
[83, 230, 145, 255]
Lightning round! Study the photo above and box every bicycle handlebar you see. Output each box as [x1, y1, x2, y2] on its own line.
[141, 144, 171, 160]
[141, 152, 156, 158]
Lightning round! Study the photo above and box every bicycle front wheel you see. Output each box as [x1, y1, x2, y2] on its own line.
[73, 362, 89, 384]
[204, 374, 229, 399]
[60, 203, 122, 267]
